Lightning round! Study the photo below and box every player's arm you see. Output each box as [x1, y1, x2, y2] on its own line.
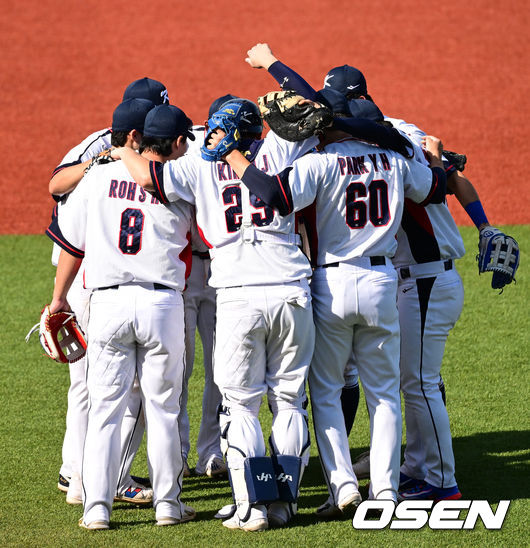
[224, 147, 293, 215]
[49, 249, 82, 313]
[447, 171, 490, 230]
[416, 136, 447, 205]
[111, 147, 155, 191]
[49, 160, 92, 196]
[246, 43, 412, 157]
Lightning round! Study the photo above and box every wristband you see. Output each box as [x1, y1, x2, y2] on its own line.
[464, 200, 489, 228]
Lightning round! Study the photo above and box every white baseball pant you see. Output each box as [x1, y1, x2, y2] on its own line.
[214, 280, 314, 469]
[82, 283, 187, 524]
[397, 262, 463, 488]
[310, 257, 401, 503]
[179, 254, 221, 472]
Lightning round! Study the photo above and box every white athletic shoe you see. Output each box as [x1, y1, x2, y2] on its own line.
[222, 504, 268, 532]
[214, 503, 236, 519]
[267, 501, 296, 527]
[315, 490, 362, 518]
[66, 474, 82, 505]
[156, 504, 196, 526]
[114, 480, 153, 505]
[78, 518, 109, 531]
[205, 456, 228, 478]
[352, 451, 371, 480]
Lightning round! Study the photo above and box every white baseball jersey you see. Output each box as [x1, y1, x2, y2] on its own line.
[287, 138, 437, 264]
[49, 128, 112, 266]
[58, 160, 192, 291]
[389, 124, 465, 268]
[153, 131, 319, 288]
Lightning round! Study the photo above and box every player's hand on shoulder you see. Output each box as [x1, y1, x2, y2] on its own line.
[110, 147, 125, 160]
[245, 43, 278, 70]
[422, 135, 443, 159]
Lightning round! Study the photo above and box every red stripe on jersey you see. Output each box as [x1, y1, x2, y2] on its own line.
[276, 174, 292, 214]
[196, 223, 213, 248]
[150, 161, 167, 204]
[45, 228, 85, 258]
[404, 198, 435, 236]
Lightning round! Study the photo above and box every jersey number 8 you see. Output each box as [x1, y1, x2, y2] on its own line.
[119, 208, 145, 254]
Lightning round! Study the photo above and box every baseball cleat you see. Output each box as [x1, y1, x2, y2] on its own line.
[398, 482, 462, 502]
[156, 504, 196, 526]
[399, 472, 425, 491]
[205, 456, 228, 478]
[315, 490, 362, 519]
[352, 450, 371, 480]
[182, 459, 191, 478]
[78, 518, 109, 531]
[222, 504, 268, 531]
[267, 501, 296, 527]
[214, 503, 236, 519]
[58, 474, 70, 493]
[114, 480, 153, 505]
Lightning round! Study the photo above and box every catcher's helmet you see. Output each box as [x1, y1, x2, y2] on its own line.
[209, 94, 239, 119]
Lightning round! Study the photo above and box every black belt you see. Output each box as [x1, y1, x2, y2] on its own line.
[322, 256, 386, 268]
[400, 259, 453, 280]
[96, 283, 172, 291]
[192, 250, 210, 260]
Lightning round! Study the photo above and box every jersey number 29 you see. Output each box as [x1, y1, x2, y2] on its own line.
[222, 186, 274, 233]
[119, 208, 145, 254]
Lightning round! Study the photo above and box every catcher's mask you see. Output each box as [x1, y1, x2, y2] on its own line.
[219, 98, 263, 146]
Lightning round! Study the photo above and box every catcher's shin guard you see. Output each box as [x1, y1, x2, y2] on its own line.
[226, 447, 279, 521]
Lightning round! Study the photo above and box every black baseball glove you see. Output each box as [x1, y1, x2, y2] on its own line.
[257, 90, 333, 142]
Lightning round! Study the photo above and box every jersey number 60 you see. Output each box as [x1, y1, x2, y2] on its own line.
[346, 179, 390, 229]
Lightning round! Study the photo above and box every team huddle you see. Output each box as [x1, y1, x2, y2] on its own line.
[42, 43, 519, 532]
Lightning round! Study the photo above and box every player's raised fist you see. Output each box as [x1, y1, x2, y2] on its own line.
[245, 43, 277, 70]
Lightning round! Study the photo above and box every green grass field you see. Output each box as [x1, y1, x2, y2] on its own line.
[0, 227, 528, 547]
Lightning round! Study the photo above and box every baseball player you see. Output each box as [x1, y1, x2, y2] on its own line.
[111, 99, 321, 531]
[48, 103, 196, 530]
[175, 97, 238, 479]
[217, 92, 448, 510]
[47, 78, 168, 505]
[322, 65, 474, 500]
[243, 45, 466, 502]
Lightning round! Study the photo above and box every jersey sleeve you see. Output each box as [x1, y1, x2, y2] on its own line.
[52, 129, 112, 177]
[401, 157, 439, 204]
[55, 174, 90, 256]
[153, 155, 197, 204]
[288, 153, 323, 212]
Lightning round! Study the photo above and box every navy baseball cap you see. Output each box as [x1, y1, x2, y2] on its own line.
[316, 88, 351, 116]
[112, 98, 155, 133]
[348, 99, 384, 121]
[324, 65, 368, 97]
[208, 94, 238, 118]
[123, 77, 169, 105]
[143, 104, 195, 140]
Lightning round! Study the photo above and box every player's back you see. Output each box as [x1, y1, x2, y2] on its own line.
[160, 131, 318, 288]
[59, 160, 192, 291]
[290, 138, 434, 266]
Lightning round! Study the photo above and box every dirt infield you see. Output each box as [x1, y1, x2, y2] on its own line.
[1, 0, 528, 234]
